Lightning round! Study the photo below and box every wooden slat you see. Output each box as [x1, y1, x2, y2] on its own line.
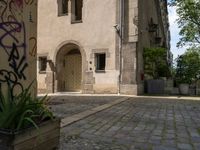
[13, 119, 60, 144]
[14, 129, 60, 150]
[34, 137, 59, 150]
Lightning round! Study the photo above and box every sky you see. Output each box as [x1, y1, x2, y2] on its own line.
[168, 6, 186, 60]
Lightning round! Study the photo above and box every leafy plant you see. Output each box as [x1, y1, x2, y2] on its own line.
[0, 84, 53, 131]
[175, 47, 200, 84]
[143, 47, 171, 79]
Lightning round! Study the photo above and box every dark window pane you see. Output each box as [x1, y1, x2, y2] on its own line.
[39, 57, 47, 72]
[75, 0, 83, 21]
[62, 0, 68, 14]
[96, 53, 106, 71]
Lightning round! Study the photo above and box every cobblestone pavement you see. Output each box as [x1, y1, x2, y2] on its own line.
[48, 96, 121, 118]
[59, 97, 200, 150]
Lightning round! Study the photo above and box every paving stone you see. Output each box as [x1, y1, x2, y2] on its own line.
[150, 136, 162, 140]
[162, 140, 176, 147]
[54, 96, 200, 149]
[152, 130, 162, 136]
[153, 145, 178, 150]
[149, 139, 162, 145]
[191, 136, 200, 143]
[165, 133, 176, 140]
[190, 132, 200, 137]
[134, 142, 152, 150]
[193, 143, 200, 150]
[177, 137, 191, 143]
[177, 143, 193, 150]
[48, 96, 121, 118]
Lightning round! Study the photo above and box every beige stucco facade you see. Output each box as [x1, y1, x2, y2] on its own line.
[37, 0, 170, 95]
[0, 0, 37, 96]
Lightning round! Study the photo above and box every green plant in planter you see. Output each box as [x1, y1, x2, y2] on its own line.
[0, 84, 53, 131]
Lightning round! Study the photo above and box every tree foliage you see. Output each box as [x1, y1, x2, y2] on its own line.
[175, 46, 200, 84]
[169, 0, 200, 47]
[143, 47, 171, 79]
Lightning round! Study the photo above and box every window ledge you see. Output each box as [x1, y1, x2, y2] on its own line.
[39, 71, 47, 74]
[95, 70, 106, 73]
[58, 13, 68, 17]
[71, 20, 83, 24]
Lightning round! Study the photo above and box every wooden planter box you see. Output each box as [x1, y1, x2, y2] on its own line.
[0, 119, 60, 150]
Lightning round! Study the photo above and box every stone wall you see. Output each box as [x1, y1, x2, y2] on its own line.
[0, 0, 37, 96]
[119, 0, 138, 95]
[37, 0, 119, 94]
[37, 0, 170, 95]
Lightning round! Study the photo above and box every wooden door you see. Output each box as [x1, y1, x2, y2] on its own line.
[64, 53, 82, 91]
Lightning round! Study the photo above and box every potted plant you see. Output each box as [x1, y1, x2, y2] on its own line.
[176, 54, 190, 95]
[177, 79, 190, 95]
[0, 84, 60, 150]
[143, 47, 171, 94]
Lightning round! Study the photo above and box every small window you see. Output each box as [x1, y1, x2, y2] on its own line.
[71, 0, 83, 23]
[58, 0, 68, 16]
[39, 57, 47, 73]
[95, 53, 106, 72]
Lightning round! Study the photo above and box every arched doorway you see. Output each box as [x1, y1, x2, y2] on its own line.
[56, 44, 82, 92]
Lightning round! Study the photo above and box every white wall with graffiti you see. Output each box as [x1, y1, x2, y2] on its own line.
[0, 0, 37, 96]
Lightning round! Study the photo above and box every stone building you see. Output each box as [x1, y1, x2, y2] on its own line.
[37, 0, 170, 95]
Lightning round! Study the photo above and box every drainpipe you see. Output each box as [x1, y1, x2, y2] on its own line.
[52, 70, 55, 93]
[118, 0, 124, 95]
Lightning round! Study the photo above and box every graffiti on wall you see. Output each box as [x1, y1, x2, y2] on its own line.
[0, 0, 36, 96]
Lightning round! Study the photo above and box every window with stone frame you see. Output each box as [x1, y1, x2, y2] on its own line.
[95, 53, 106, 72]
[39, 56, 47, 73]
[58, 0, 69, 16]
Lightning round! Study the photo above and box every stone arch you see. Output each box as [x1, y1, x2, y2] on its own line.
[53, 40, 86, 63]
[54, 40, 87, 92]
